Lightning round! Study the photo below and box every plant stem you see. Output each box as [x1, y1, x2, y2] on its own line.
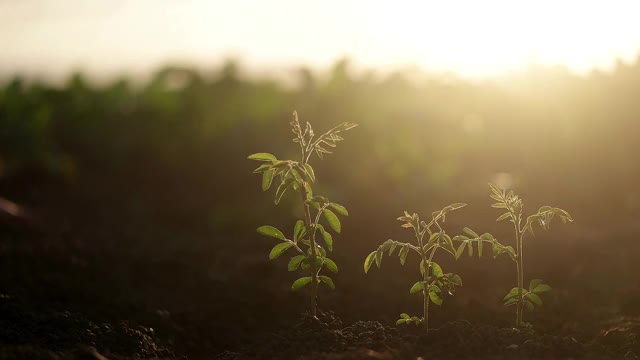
[421, 242, 438, 332]
[514, 222, 523, 328]
[301, 189, 318, 318]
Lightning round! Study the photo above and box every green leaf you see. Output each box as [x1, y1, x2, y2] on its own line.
[375, 249, 383, 268]
[420, 260, 426, 276]
[291, 277, 312, 291]
[364, 251, 377, 273]
[248, 152, 277, 161]
[319, 275, 335, 290]
[324, 258, 338, 274]
[323, 209, 342, 233]
[478, 238, 483, 257]
[261, 169, 274, 191]
[329, 203, 349, 216]
[269, 242, 293, 260]
[504, 298, 518, 306]
[445, 203, 467, 211]
[399, 245, 409, 265]
[503, 287, 521, 301]
[275, 178, 294, 205]
[257, 226, 286, 240]
[429, 285, 443, 305]
[524, 300, 535, 312]
[447, 273, 462, 286]
[288, 255, 306, 271]
[496, 212, 511, 222]
[431, 262, 443, 277]
[320, 227, 333, 251]
[532, 284, 552, 294]
[526, 292, 543, 306]
[410, 281, 424, 294]
[253, 163, 272, 173]
[303, 163, 316, 182]
[396, 319, 407, 325]
[455, 241, 467, 260]
[400, 313, 410, 319]
[529, 279, 543, 292]
[294, 220, 306, 242]
[468, 241, 474, 257]
[463, 227, 478, 238]
[388, 241, 398, 256]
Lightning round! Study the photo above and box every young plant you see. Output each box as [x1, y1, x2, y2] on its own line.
[248, 111, 356, 318]
[364, 204, 490, 331]
[488, 183, 573, 328]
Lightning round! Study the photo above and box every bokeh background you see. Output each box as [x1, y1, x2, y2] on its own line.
[1, 0, 640, 356]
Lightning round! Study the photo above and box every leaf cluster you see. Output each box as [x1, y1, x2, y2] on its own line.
[249, 112, 356, 295]
[503, 279, 552, 311]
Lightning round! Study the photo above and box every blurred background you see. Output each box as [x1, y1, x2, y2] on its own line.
[1, 0, 640, 356]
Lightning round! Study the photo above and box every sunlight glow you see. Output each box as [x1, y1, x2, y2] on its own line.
[1, 0, 639, 78]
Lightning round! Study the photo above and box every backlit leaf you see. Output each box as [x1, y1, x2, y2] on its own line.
[257, 226, 286, 240]
[269, 242, 292, 260]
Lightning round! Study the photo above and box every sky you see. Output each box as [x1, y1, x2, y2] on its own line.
[2, 0, 640, 79]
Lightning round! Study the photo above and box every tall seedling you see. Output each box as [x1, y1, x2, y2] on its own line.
[364, 204, 497, 331]
[489, 183, 573, 328]
[248, 111, 356, 317]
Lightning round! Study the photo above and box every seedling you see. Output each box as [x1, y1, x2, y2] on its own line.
[364, 204, 493, 331]
[488, 183, 573, 328]
[248, 111, 356, 317]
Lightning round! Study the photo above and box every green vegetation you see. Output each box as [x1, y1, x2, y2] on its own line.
[488, 183, 573, 328]
[249, 111, 356, 317]
[364, 204, 494, 331]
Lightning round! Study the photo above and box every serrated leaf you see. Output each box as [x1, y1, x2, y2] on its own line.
[257, 226, 286, 240]
[318, 275, 335, 290]
[248, 152, 277, 161]
[288, 255, 306, 271]
[323, 258, 338, 274]
[329, 203, 349, 216]
[291, 277, 312, 291]
[364, 251, 377, 273]
[410, 281, 424, 294]
[269, 242, 293, 260]
[323, 209, 341, 233]
[294, 220, 306, 242]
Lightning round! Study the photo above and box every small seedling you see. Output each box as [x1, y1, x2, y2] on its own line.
[248, 111, 356, 317]
[488, 183, 573, 328]
[364, 204, 492, 331]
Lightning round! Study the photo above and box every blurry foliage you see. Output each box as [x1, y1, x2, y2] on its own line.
[0, 58, 638, 247]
